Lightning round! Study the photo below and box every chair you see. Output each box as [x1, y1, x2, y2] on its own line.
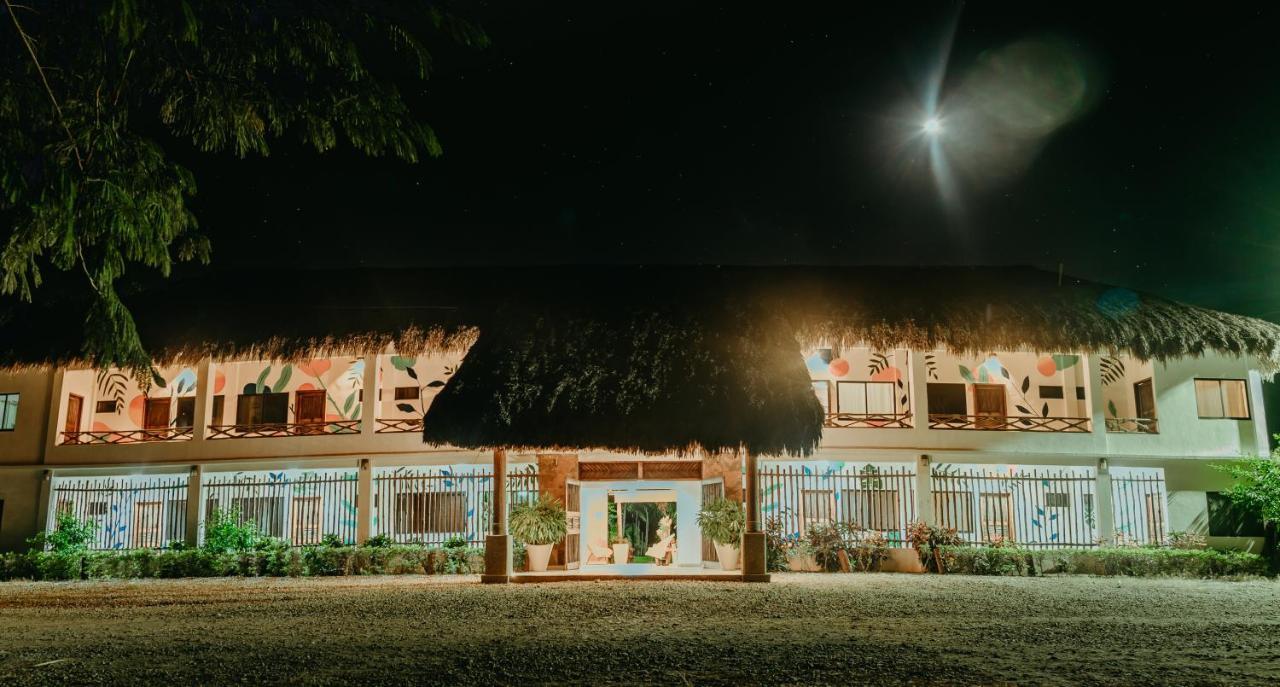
[645, 535, 676, 566]
[586, 542, 613, 564]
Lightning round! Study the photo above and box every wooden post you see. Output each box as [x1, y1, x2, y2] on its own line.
[483, 448, 513, 583]
[356, 458, 373, 543]
[741, 450, 769, 582]
[193, 358, 212, 442]
[361, 353, 378, 435]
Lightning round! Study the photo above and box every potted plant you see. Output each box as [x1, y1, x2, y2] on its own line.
[611, 535, 630, 564]
[697, 497, 745, 571]
[509, 494, 568, 572]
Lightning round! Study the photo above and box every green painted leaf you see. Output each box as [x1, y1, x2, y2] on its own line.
[390, 356, 416, 371]
[958, 365, 974, 383]
[343, 391, 356, 415]
[1107, 399, 1118, 418]
[1051, 354, 1080, 371]
[254, 366, 272, 394]
[273, 364, 293, 393]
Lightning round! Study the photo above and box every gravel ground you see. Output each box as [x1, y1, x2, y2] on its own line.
[0, 573, 1278, 685]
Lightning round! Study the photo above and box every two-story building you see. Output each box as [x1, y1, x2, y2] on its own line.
[0, 266, 1274, 579]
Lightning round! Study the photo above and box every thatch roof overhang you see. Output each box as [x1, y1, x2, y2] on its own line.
[1, 265, 1277, 375]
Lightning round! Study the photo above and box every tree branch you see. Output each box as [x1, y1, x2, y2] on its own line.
[4, 0, 84, 170]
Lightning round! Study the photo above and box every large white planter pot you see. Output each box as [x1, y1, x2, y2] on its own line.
[612, 543, 630, 564]
[714, 542, 740, 571]
[526, 543, 554, 572]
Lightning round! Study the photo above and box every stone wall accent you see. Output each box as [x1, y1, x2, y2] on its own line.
[701, 451, 743, 502]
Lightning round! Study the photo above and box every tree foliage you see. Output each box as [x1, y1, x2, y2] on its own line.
[1219, 454, 1280, 531]
[0, 1, 485, 381]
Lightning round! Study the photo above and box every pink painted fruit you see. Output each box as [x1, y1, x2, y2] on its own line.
[1036, 356, 1057, 376]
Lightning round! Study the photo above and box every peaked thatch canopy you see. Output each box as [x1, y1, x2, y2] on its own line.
[419, 300, 825, 457]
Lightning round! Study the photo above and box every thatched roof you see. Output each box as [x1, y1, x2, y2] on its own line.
[419, 300, 826, 457]
[1, 265, 1278, 372]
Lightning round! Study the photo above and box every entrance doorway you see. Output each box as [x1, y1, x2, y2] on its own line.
[579, 480, 703, 572]
[606, 493, 678, 566]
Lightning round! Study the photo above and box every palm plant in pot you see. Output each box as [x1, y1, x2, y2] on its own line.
[509, 494, 568, 572]
[697, 497, 745, 571]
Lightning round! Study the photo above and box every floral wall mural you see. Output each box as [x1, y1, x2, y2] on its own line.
[377, 353, 463, 421]
[930, 350, 1090, 420]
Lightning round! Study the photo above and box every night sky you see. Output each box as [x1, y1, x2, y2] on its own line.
[181, 3, 1280, 320]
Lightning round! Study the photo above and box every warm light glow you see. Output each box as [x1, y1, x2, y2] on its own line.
[922, 117, 943, 136]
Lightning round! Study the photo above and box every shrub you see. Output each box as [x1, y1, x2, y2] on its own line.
[28, 512, 96, 554]
[320, 533, 346, 548]
[363, 534, 394, 548]
[846, 527, 890, 572]
[202, 507, 262, 553]
[509, 494, 568, 546]
[907, 522, 963, 573]
[764, 517, 790, 572]
[1167, 531, 1208, 550]
[696, 497, 745, 547]
[943, 546, 1034, 576]
[1067, 547, 1268, 578]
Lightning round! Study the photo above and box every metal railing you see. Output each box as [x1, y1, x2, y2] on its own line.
[61, 427, 194, 445]
[759, 465, 917, 547]
[203, 470, 359, 545]
[1105, 417, 1159, 434]
[930, 466, 1097, 548]
[823, 412, 913, 429]
[1113, 473, 1167, 545]
[371, 465, 539, 546]
[928, 414, 1091, 433]
[49, 476, 189, 550]
[206, 420, 361, 439]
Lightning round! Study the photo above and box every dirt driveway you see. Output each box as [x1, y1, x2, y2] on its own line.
[0, 573, 1277, 685]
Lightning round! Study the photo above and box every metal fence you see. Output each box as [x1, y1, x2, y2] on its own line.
[371, 465, 540, 546]
[759, 465, 917, 547]
[202, 470, 359, 545]
[1113, 472, 1168, 546]
[931, 466, 1097, 548]
[50, 476, 189, 550]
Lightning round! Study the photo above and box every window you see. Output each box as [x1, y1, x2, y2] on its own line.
[1194, 379, 1250, 419]
[1207, 492, 1266, 537]
[131, 501, 163, 548]
[229, 496, 286, 537]
[933, 491, 973, 533]
[235, 393, 289, 426]
[843, 489, 901, 531]
[1039, 385, 1063, 399]
[811, 381, 830, 413]
[393, 386, 420, 401]
[395, 493, 466, 535]
[1044, 492, 1072, 509]
[979, 493, 1013, 541]
[164, 499, 186, 544]
[211, 395, 225, 425]
[94, 399, 118, 414]
[800, 489, 835, 528]
[174, 397, 196, 429]
[0, 393, 16, 431]
[836, 381, 895, 415]
[927, 383, 967, 416]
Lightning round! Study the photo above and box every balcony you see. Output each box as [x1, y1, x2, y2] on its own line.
[206, 420, 361, 440]
[927, 414, 1091, 433]
[1105, 417, 1159, 434]
[375, 418, 423, 433]
[61, 427, 194, 445]
[823, 412, 913, 429]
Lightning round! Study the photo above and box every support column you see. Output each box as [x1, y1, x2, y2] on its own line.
[1086, 353, 1107, 438]
[483, 448, 513, 583]
[185, 465, 203, 547]
[1095, 458, 1115, 546]
[193, 358, 212, 442]
[43, 369, 66, 457]
[356, 458, 373, 544]
[915, 454, 935, 526]
[908, 349, 931, 437]
[741, 450, 769, 582]
[35, 470, 53, 535]
[361, 353, 378, 435]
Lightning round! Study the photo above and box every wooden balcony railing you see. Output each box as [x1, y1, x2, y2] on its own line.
[823, 412, 913, 429]
[61, 427, 194, 445]
[928, 414, 1091, 433]
[206, 420, 362, 439]
[1105, 417, 1159, 434]
[375, 418, 424, 433]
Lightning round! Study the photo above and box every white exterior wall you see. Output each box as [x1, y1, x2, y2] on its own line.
[0, 346, 1271, 552]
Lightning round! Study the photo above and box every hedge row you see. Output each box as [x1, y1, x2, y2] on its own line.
[934, 545, 1269, 578]
[0, 544, 490, 582]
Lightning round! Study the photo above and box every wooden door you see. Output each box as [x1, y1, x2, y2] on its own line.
[295, 390, 327, 433]
[564, 479, 581, 570]
[144, 398, 170, 432]
[64, 394, 83, 439]
[973, 384, 1006, 429]
[1134, 378, 1156, 421]
[701, 478, 724, 566]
